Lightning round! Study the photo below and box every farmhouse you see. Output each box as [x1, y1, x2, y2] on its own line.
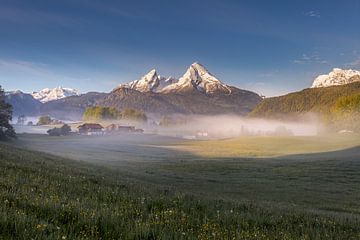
[105, 124, 144, 134]
[78, 123, 104, 135]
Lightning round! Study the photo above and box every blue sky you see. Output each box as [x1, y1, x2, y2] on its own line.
[0, 0, 359, 96]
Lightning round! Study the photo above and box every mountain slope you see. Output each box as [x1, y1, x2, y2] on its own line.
[40, 92, 107, 120]
[98, 88, 181, 114]
[250, 82, 360, 119]
[99, 86, 261, 115]
[100, 63, 262, 115]
[32, 87, 80, 103]
[5, 91, 42, 116]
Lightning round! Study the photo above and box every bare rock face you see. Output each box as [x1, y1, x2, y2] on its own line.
[311, 68, 360, 88]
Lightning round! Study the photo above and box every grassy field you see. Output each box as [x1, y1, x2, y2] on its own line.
[1, 133, 360, 239]
[177, 135, 360, 158]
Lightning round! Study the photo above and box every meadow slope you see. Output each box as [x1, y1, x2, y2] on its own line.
[0, 134, 360, 239]
[1, 142, 360, 239]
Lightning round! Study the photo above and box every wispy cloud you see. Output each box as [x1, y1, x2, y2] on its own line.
[293, 53, 327, 64]
[0, 59, 89, 90]
[0, 59, 51, 77]
[304, 11, 321, 18]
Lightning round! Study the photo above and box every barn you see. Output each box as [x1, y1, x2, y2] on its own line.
[78, 123, 104, 135]
[105, 124, 143, 134]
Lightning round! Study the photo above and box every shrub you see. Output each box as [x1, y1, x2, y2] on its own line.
[37, 115, 52, 125]
[47, 128, 62, 136]
[47, 124, 72, 136]
[121, 108, 147, 122]
[60, 124, 72, 135]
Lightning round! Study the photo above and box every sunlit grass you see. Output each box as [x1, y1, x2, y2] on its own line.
[178, 135, 360, 158]
[1, 143, 360, 239]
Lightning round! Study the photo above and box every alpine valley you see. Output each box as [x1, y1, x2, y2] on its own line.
[6, 65, 360, 121]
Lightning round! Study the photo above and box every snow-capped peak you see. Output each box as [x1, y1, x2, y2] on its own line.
[311, 68, 360, 88]
[118, 69, 178, 93]
[5, 90, 23, 96]
[32, 86, 80, 103]
[127, 69, 160, 92]
[184, 62, 224, 85]
[161, 62, 232, 94]
[117, 62, 233, 94]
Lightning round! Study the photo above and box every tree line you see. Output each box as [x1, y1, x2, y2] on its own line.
[83, 106, 147, 122]
[327, 93, 360, 132]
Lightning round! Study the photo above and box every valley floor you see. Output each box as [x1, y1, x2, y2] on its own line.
[1, 134, 360, 239]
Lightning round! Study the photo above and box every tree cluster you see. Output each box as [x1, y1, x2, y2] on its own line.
[47, 124, 72, 136]
[83, 107, 147, 122]
[37, 116, 52, 125]
[0, 86, 16, 140]
[328, 93, 360, 132]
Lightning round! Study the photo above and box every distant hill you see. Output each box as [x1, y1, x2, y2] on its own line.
[5, 91, 41, 117]
[40, 92, 108, 120]
[249, 82, 360, 119]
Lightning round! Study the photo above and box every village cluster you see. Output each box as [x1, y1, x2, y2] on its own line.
[77, 123, 144, 135]
[46, 123, 144, 136]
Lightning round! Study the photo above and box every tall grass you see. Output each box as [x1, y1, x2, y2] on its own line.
[1, 144, 360, 239]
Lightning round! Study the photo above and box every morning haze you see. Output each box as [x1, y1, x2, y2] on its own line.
[1, 0, 360, 239]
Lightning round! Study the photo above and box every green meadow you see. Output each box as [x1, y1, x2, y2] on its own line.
[1, 134, 360, 239]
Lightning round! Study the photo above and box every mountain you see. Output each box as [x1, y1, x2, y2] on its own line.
[100, 62, 262, 115]
[311, 68, 360, 88]
[6, 63, 262, 119]
[5, 91, 42, 117]
[120, 62, 232, 95]
[100, 86, 260, 116]
[40, 92, 108, 120]
[119, 69, 178, 92]
[32, 87, 80, 103]
[250, 81, 360, 119]
[161, 62, 232, 94]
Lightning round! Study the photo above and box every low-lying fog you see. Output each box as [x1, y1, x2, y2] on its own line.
[13, 114, 321, 139]
[151, 115, 320, 139]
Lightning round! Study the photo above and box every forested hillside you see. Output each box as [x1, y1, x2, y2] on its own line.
[250, 82, 360, 119]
